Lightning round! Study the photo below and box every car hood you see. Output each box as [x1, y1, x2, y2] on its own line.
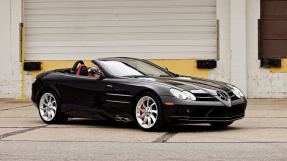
[135, 76, 232, 94]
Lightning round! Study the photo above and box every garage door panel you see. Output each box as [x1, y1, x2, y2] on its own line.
[262, 20, 287, 39]
[25, 52, 217, 61]
[24, 14, 216, 21]
[25, 1, 215, 8]
[260, 0, 287, 58]
[24, 0, 217, 60]
[25, 27, 216, 34]
[26, 33, 216, 41]
[261, 40, 287, 58]
[24, 7, 215, 15]
[25, 0, 216, 6]
[263, 1, 287, 17]
[25, 20, 216, 28]
[25, 0, 216, 3]
[26, 40, 217, 47]
[26, 46, 216, 54]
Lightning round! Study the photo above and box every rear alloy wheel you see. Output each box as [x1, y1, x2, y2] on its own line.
[135, 93, 163, 131]
[38, 91, 67, 124]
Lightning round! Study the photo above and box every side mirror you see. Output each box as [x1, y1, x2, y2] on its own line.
[161, 67, 179, 77]
[99, 74, 106, 80]
[162, 66, 168, 71]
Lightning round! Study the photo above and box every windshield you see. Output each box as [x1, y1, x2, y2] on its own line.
[99, 59, 172, 77]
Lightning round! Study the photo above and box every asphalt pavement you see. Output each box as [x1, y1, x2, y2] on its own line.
[0, 99, 286, 160]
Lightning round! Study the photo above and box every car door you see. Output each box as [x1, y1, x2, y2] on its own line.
[57, 74, 108, 115]
[103, 78, 134, 117]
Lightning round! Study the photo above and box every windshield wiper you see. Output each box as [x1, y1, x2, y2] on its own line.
[122, 75, 146, 78]
[144, 74, 173, 77]
[159, 75, 173, 77]
[123, 74, 172, 78]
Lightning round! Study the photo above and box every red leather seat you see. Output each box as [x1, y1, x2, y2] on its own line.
[76, 65, 92, 77]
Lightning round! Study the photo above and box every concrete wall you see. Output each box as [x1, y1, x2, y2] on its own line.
[246, 0, 287, 98]
[211, 0, 287, 98]
[0, 0, 31, 98]
[211, 0, 249, 95]
[209, 0, 231, 85]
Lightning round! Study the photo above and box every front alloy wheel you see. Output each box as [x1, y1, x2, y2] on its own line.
[39, 93, 57, 121]
[135, 93, 163, 131]
[38, 90, 67, 124]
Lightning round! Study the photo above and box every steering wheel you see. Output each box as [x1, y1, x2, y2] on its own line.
[71, 60, 85, 74]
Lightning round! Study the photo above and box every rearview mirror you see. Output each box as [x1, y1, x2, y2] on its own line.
[162, 66, 168, 71]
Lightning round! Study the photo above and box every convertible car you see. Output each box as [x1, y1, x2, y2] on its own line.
[31, 57, 247, 131]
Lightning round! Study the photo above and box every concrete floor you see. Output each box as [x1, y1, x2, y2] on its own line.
[0, 99, 286, 160]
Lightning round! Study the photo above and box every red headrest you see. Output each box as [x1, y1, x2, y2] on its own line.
[76, 65, 92, 77]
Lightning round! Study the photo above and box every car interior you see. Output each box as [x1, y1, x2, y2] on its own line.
[55, 60, 101, 78]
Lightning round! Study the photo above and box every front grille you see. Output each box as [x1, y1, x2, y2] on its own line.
[193, 93, 217, 101]
[189, 108, 214, 117]
[228, 92, 240, 101]
[207, 106, 245, 118]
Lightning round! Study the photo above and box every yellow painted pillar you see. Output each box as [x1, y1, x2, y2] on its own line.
[15, 24, 26, 100]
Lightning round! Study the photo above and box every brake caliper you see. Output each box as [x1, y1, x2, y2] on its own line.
[141, 105, 145, 120]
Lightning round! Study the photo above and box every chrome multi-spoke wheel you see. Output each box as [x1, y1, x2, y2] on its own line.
[39, 93, 57, 121]
[38, 91, 68, 124]
[136, 96, 158, 129]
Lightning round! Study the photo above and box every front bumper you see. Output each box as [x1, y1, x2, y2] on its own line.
[161, 96, 247, 124]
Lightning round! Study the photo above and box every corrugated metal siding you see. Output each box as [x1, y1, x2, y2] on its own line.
[24, 0, 217, 60]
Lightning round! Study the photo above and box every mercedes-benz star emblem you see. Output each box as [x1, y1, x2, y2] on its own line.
[217, 91, 228, 101]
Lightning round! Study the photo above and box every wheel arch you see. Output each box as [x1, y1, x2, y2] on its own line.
[131, 88, 164, 120]
[36, 86, 61, 107]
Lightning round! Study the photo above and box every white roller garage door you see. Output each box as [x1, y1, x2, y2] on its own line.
[24, 0, 217, 60]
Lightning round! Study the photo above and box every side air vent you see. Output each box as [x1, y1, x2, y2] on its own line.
[228, 91, 240, 101]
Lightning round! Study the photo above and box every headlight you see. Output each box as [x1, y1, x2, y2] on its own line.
[231, 88, 241, 98]
[182, 91, 196, 101]
[226, 84, 244, 98]
[170, 88, 187, 100]
[170, 88, 196, 101]
[233, 86, 244, 97]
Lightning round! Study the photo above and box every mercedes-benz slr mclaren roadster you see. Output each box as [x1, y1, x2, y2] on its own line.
[32, 57, 247, 131]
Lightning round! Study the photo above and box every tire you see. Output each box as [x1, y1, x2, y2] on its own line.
[38, 90, 68, 124]
[134, 92, 164, 131]
[209, 122, 233, 127]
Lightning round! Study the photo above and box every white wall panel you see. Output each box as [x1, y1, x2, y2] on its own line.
[24, 0, 217, 60]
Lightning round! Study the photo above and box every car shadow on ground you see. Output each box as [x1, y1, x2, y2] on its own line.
[63, 118, 241, 133]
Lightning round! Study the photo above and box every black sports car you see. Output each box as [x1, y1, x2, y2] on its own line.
[32, 57, 247, 131]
